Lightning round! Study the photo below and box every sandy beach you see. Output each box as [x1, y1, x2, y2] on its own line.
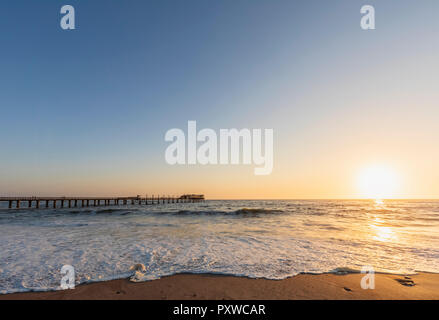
[1, 272, 438, 300]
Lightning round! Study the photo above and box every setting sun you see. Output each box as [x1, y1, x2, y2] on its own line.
[358, 165, 400, 199]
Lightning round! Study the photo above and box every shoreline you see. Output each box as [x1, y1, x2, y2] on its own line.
[1, 272, 439, 300]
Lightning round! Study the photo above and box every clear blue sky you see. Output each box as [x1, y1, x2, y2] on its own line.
[1, 1, 438, 198]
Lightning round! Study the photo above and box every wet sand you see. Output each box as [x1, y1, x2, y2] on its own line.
[1, 272, 438, 300]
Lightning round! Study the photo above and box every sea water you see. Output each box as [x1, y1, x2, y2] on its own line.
[0, 199, 438, 294]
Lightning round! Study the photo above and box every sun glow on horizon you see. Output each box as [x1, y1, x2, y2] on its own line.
[357, 165, 400, 199]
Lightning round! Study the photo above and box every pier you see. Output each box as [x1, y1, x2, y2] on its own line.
[0, 194, 204, 209]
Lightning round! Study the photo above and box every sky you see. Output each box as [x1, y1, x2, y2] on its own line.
[0, 0, 438, 199]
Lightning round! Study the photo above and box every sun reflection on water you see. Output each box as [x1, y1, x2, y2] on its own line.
[370, 224, 396, 242]
[364, 199, 398, 242]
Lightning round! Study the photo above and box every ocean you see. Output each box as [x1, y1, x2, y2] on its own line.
[0, 199, 438, 294]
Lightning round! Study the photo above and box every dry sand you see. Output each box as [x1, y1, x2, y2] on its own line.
[1, 272, 438, 300]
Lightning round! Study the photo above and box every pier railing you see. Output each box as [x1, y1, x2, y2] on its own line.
[0, 194, 204, 209]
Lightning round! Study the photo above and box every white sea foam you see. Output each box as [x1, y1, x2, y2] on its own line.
[0, 200, 438, 294]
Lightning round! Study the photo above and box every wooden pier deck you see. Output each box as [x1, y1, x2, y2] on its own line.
[0, 194, 204, 209]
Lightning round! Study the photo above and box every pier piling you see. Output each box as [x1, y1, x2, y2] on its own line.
[0, 194, 204, 210]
